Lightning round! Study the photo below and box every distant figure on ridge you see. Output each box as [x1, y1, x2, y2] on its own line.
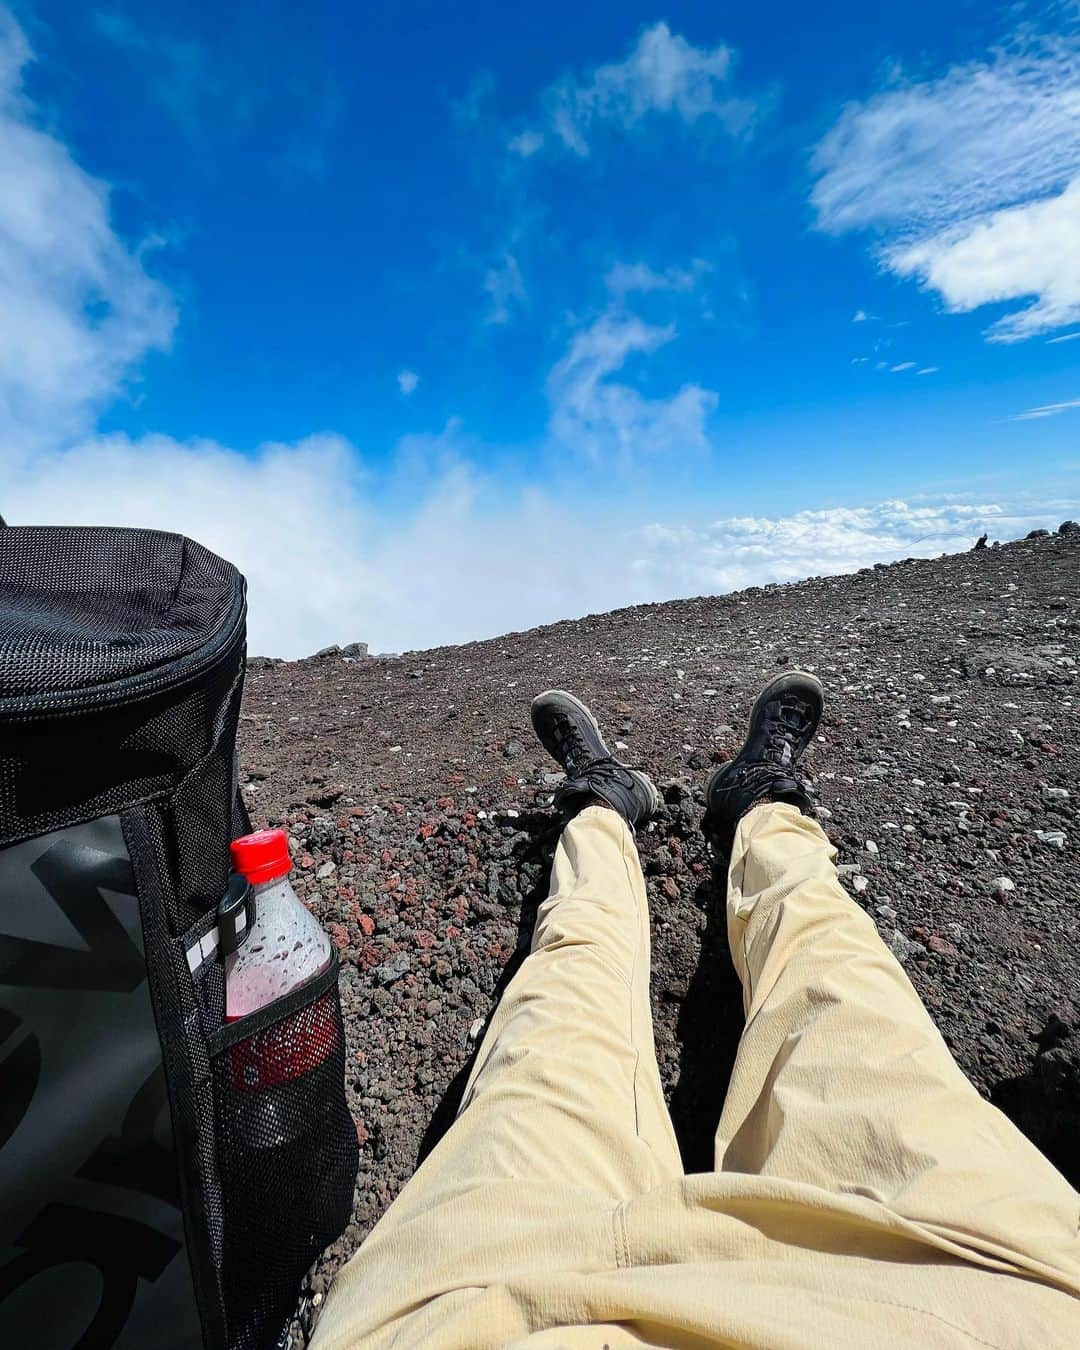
[313, 673, 1080, 1349]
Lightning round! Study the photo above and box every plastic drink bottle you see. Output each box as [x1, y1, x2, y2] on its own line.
[226, 828, 333, 1020]
[225, 829, 337, 1117]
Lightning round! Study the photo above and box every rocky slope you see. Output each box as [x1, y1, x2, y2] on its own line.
[237, 527, 1080, 1329]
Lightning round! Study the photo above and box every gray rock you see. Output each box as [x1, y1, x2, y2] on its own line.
[1042, 786, 1070, 803]
[888, 929, 916, 962]
[1034, 829, 1067, 849]
[316, 860, 337, 880]
[863, 763, 895, 778]
[341, 641, 369, 659]
[307, 816, 336, 848]
[375, 952, 413, 986]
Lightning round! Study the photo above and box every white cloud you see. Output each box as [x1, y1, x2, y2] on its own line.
[1010, 398, 1080, 420]
[521, 21, 760, 157]
[604, 258, 711, 297]
[10, 435, 1074, 656]
[546, 311, 717, 461]
[483, 252, 526, 324]
[852, 308, 871, 321]
[397, 368, 419, 395]
[812, 32, 1080, 341]
[890, 361, 916, 371]
[508, 129, 544, 157]
[632, 497, 1079, 599]
[812, 35, 1080, 231]
[0, 9, 175, 452]
[0, 0, 27, 88]
[1047, 329, 1080, 343]
[917, 366, 938, 375]
[886, 177, 1080, 341]
[6, 433, 389, 656]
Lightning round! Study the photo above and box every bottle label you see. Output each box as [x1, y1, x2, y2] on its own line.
[227, 991, 340, 1093]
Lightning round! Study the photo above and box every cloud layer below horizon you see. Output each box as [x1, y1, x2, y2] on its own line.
[9, 434, 1074, 656]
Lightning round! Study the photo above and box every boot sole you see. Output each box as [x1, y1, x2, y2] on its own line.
[531, 690, 662, 820]
[704, 670, 824, 806]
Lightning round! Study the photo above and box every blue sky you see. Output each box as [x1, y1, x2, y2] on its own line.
[3, 1, 1078, 653]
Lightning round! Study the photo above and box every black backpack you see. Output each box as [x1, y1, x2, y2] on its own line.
[0, 526, 358, 1350]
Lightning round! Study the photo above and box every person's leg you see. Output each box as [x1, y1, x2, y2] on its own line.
[394, 689, 682, 1206]
[715, 799, 1080, 1293]
[314, 704, 681, 1346]
[361, 804, 678, 1213]
[453, 803, 682, 1191]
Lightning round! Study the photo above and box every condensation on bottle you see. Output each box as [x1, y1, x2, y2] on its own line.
[226, 828, 332, 1021]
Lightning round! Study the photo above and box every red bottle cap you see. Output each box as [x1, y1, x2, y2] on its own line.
[230, 828, 292, 886]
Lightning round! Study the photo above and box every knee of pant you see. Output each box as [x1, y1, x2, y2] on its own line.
[523, 934, 638, 992]
[533, 904, 644, 964]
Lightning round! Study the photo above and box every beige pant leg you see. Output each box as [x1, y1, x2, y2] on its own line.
[449, 802, 683, 1193]
[313, 804, 680, 1347]
[716, 801, 1080, 1293]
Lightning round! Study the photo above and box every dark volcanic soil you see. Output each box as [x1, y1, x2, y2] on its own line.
[238, 529, 1080, 1328]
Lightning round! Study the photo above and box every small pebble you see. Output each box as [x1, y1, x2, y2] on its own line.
[1034, 830, 1067, 849]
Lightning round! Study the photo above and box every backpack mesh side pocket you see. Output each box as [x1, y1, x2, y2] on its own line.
[207, 958, 357, 1350]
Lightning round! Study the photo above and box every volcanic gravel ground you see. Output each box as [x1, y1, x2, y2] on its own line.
[238, 529, 1080, 1330]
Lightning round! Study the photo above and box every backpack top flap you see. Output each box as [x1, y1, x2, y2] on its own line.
[0, 527, 247, 848]
[0, 526, 244, 709]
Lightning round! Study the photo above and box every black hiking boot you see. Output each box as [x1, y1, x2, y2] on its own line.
[702, 671, 824, 857]
[531, 690, 661, 830]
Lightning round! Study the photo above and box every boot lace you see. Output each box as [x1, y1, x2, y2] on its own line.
[763, 693, 811, 766]
[552, 717, 603, 777]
